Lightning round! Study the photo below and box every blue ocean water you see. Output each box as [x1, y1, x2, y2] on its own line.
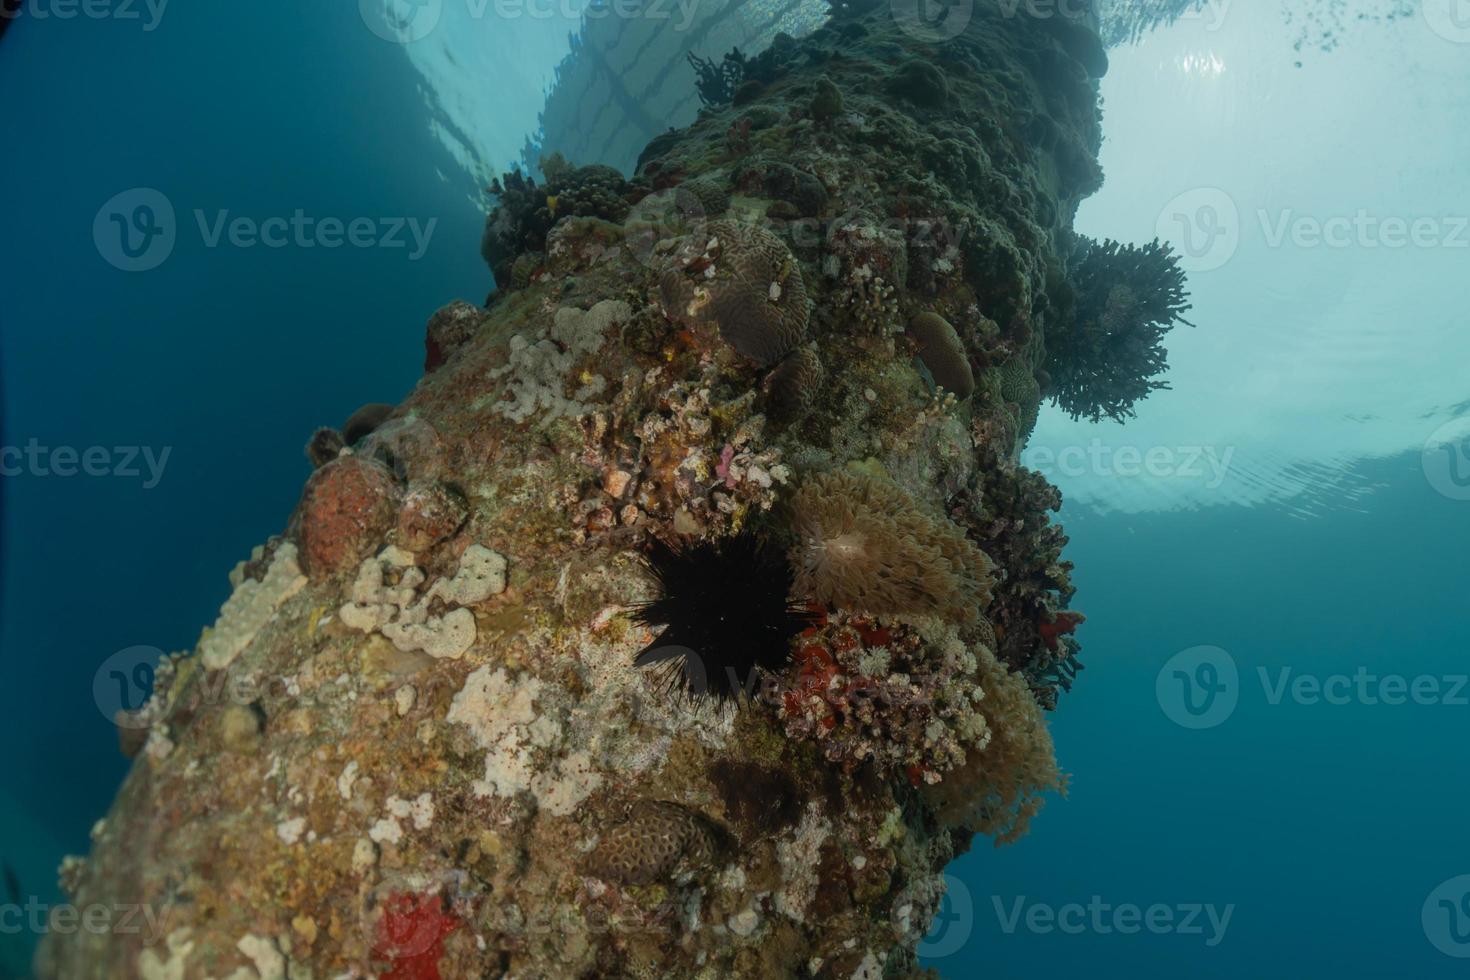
[2, 1, 1468, 977]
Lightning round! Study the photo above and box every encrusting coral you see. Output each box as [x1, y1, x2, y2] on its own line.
[42, 4, 1187, 978]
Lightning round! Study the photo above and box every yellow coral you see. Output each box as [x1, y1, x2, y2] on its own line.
[789, 469, 994, 623]
[927, 643, 1066, 845]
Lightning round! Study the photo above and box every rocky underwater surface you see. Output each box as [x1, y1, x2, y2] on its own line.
[39, 2, 1193, 977]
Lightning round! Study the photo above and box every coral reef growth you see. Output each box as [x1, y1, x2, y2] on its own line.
[790, 469, 994, 623]
[907, 311, 975, 399]
[481, 156, 634, 289]
[778, 612, 990, 785]
[658, 220, 810, 367]
[1047, 236, 1193, 422]
[688, 48, 750, 108]
[925, 642, 1066, 844]
[39, 4, 1160, 976]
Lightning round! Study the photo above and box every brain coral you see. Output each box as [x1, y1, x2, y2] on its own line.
[658, 220, 809, 367]
[764, 343, 824, 419]
[789, 469, 995, 623]
[908, 311, 975, 399]
[585, 800, 720, 886]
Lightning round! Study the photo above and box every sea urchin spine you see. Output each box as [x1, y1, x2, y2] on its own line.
[632, 533, 814, 702]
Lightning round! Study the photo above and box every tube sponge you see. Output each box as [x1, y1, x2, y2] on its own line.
[789, 469, 994, 623]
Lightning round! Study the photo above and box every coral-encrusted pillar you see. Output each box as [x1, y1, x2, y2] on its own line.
[41, 3, 1129, 977]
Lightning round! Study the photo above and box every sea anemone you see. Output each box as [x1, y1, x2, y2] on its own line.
[632, 534, 813, 702]
[789, 469, 995, 623]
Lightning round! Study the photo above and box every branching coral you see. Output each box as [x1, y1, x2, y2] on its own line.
[687, 48, 749, 108]
[659, 220, 810, 367]
[481, 157, 634, 290]
[924, 643, 1065, 845]
[1047, 236, 1193, 422]
[789, 469, 995, 623]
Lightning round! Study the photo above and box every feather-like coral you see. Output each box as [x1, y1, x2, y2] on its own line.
[925, 642, 1065, 845]
[789, 469, 995, 623]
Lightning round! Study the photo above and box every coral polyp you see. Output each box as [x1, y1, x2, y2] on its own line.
[632, 534, 814, 702]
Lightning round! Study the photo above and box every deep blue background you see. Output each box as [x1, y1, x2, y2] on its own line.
[2, 5, 1467, 979]
[0, 7, 486, 971]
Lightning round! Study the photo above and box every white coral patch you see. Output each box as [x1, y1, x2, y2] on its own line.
[340, 544, 507, 660]
[200, 543, 306, 670]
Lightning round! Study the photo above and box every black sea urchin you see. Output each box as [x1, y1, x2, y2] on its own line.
[632, 534, 813, 702]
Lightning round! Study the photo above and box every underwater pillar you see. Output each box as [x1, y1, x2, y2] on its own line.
[41, 2, 1115, 976]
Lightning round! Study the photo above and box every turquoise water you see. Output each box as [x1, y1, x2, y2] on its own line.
[3, 2, 1468, 976]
